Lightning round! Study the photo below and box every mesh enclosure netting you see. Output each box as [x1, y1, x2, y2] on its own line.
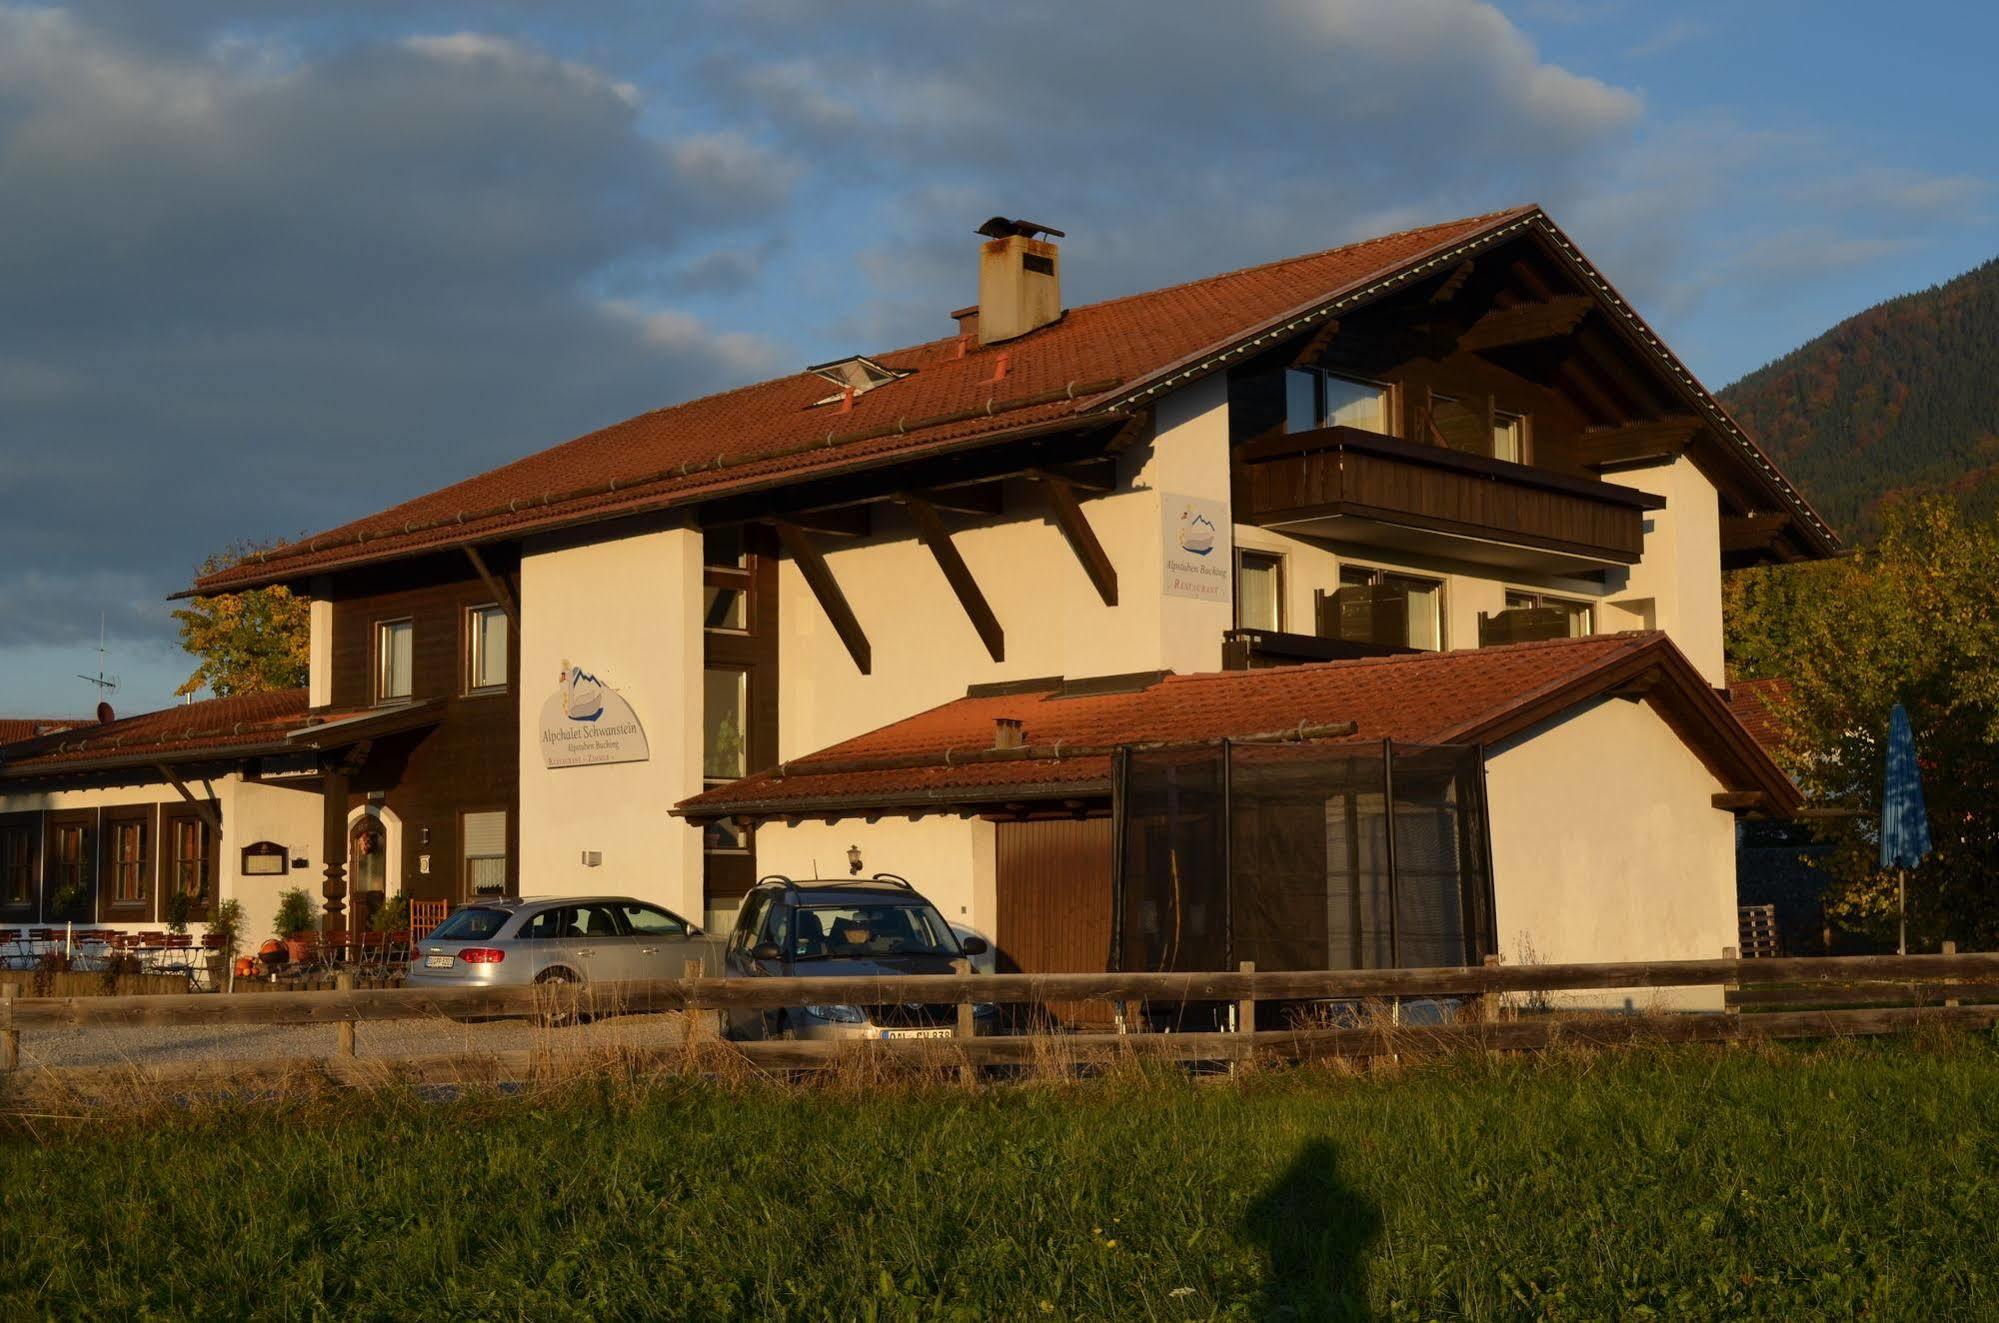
[1115, 740, 1492, 972]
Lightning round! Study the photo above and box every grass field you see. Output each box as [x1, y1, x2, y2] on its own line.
[5, 1036, 1998, 1319]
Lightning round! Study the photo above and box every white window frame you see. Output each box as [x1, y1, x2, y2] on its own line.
[466, 604, 509, 693]
[375, 618, 414, 704]
[1235, 547, 1286, 632]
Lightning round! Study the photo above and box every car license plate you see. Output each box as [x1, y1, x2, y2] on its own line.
[424, 954, 454, 969]
[880, 1027, 953, 1040]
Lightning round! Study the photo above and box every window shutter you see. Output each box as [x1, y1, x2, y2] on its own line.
[462, 811, 507, 858]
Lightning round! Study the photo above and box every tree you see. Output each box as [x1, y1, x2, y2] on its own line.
[172, 541, 310, 698]
[1725, 498, 1999, 947]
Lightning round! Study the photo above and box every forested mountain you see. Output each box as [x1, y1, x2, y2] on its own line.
[1719, 256, 1999, 539]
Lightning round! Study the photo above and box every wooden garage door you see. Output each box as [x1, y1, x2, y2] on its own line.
[996, 819, 1115, 1027]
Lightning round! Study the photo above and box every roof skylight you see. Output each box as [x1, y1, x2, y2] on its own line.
[805, 355, 907, 406]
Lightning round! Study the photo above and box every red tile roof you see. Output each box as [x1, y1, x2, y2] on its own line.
[0, 717, 85, 748]
[192, 208, 1539, 593]
[677, 633, 1800, 818]
[0, 690, 310, 775]
[1725, 678, 1795, 759]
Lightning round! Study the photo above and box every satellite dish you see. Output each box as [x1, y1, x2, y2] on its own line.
[96, 701, 115, 726]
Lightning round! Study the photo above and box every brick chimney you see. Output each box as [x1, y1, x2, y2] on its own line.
[975, 217, 1064, 345]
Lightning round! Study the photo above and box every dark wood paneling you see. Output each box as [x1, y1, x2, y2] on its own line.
[996, 818, 1115, 1026]
[1238, 426, 1653, 564]
[704, 529, 779, 904]
[324, 553, 520, 908]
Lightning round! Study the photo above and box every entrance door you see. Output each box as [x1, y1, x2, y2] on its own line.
[995, 819, 1115, 1028]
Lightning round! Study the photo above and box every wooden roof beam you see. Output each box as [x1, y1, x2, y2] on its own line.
[1458, 294, 1594, 353]
[771, 520, 872, 674]
[462, 544, 519, 629]
[1577, 415, 1703, 471]
[156, 764, 222, 833]
[900, 496, 1005, 663]
[1721, 513, 1792, 555]
[1033, 474, 1118, 607]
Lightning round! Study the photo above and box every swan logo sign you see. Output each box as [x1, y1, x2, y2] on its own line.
[539, 661, 649, 768]
[1162, 493, 1232, 603]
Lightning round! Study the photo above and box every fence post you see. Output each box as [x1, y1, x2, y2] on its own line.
[952, 957, 977, 1085]
[334, 971, 356, 1059]
[683, 958, 707, 1047]
[0, 981, 17, 1072]
[1237, 960, 1256, 1035]
[1943, 940, 1959, 1008]
[1480, 955, 1502, 1024]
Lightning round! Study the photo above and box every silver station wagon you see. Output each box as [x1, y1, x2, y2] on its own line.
[404, 896, 725, 999]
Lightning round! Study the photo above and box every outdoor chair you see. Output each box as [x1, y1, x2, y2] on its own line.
[408, 899, 448, 945]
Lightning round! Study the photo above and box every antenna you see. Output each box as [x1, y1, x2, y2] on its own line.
[75, 613, 119, 697]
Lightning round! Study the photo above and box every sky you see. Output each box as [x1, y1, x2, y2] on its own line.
[1, 0, 1994, 716]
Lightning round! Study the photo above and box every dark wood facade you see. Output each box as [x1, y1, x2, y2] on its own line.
[317, 551, 520, 908]
[1235, 425, 1662, 569]
[702, 527, 780, 905]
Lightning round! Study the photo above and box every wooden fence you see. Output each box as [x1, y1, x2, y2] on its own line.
[3, 952, 1996, 1093]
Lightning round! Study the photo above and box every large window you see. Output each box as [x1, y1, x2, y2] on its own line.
[703, 527, 751, 633]
[703, 667, 750, 854]
[169, 818, 212, 905]
[376, 618, 414, 702]
[1322, 566, 1443, 651]
[1235, 549, 1285, 632]
[1479, 590, 1592, 646]
[109, 817, 148, 905]
[1285, 369, 1392, 436]
[463, 810, 507, 897]
[467, 604, 508, 692]
[51, 822, 88, 911]
[0, 825, 33, 907]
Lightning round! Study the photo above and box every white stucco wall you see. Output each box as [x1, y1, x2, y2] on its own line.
[779, 375, 1236, 759]
[1484, 693, 1738, 1009]
[748, 816, 1000, 970]
[517, 523, 705, 917]
[1607, 455, 1726, 686]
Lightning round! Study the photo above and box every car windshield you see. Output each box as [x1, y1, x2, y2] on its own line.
[427, 907, 510, 941]
[794, 902, 958, 960]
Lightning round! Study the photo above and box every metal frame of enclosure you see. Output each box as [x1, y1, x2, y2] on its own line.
[1110, 740, 1496, 975]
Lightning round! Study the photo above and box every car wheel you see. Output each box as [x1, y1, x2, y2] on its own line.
[534, 968, 582, 1028]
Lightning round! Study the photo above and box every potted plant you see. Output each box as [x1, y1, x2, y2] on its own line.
[164, 889, 192, 936]
[208, 898, 245, 990]
[370, 893, 409, 937]
[274, 887, 318, 963]
[48, 881, 84, 925]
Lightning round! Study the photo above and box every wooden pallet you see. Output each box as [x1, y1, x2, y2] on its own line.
[1738, 904, 1782, 959]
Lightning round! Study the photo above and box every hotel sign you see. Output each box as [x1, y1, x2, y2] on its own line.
[1161, 492, 1232, 604]
[540, 661, 650, 769]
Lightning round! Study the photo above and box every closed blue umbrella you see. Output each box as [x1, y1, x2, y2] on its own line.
[1879, 702, 1932, 954]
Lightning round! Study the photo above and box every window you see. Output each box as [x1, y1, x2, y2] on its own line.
[109, 818, 148, 905]
[703, 528, 751, 633]
[1480, 591, 1593, 646]
[52, 823, 88, 910]
[1236, 550, 1285, 632]
[1492, 411, 1528, 464]
[428, 906, 510, 942]
[0, 825, 32, 907]
[170, 818, 211, 904]
[462, 810, 507, 897]
[467, 605, 508, 691]
[376, 618, 414, 702]
[613, 902, 689, 937]
[704, 668, 747, 781]
[1284, 369, 1392, 436]
[1322, 566, 1443, 651]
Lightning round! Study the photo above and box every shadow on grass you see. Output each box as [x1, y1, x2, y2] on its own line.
[1245, 1138, 1380, 1320]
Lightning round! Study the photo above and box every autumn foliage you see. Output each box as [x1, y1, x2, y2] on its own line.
[171, 541, 310, 699]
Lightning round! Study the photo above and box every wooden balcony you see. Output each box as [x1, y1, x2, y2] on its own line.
[1234, 426, 1665, 573]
